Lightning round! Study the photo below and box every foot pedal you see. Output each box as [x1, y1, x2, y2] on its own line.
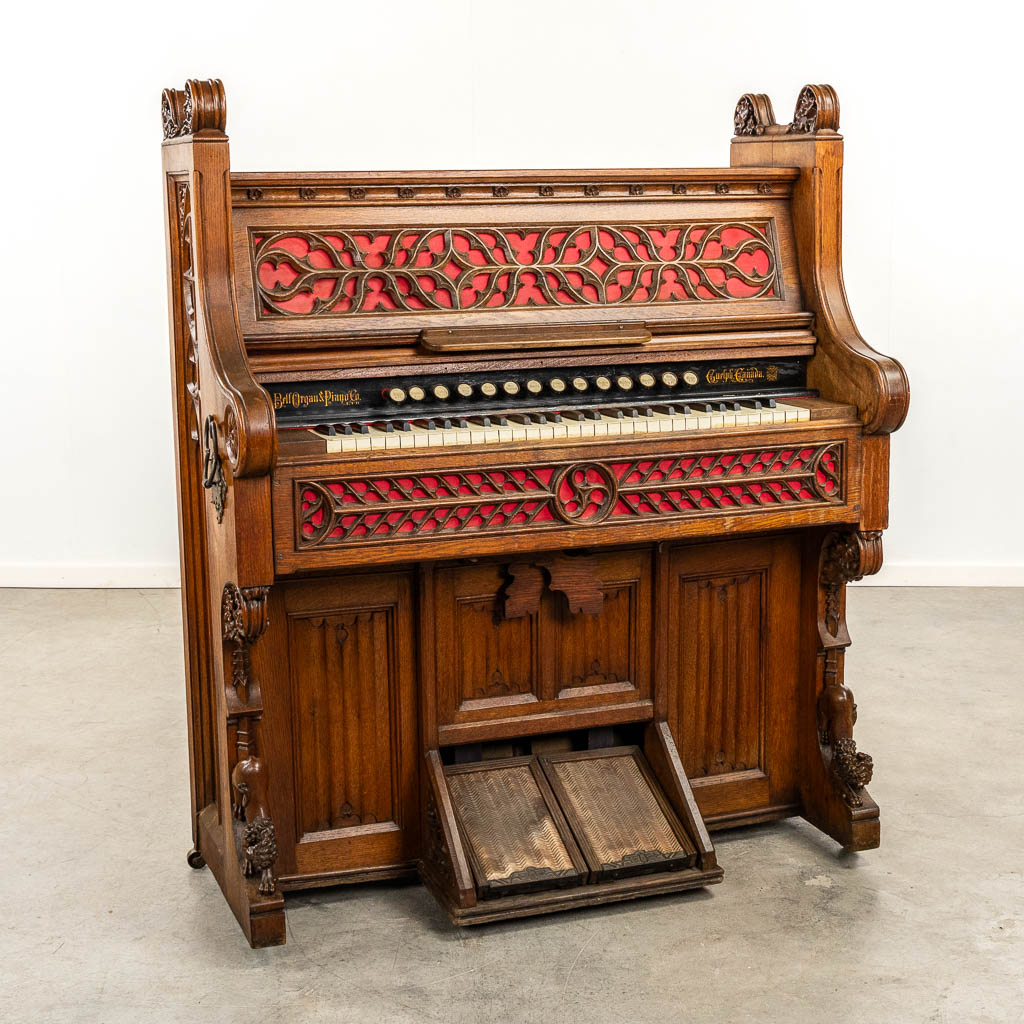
[420, 724, 723, 924]
[445, 757, 587, 898]
[538, 748, 697, 880]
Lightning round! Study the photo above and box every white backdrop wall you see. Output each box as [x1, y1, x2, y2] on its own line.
[1, 0, 1021, 587]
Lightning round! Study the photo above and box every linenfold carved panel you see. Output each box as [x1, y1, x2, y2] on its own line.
[252, 221, 780, 317]
[296, 444, 843, 549]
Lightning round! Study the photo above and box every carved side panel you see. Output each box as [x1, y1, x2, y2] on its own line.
[283, 572, 419, 870]
[288, 608, 398, 833]
[673, 572, 766, 779]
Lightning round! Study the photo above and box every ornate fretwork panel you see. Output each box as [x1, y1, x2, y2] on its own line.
[252, 221, 781, 317]
[296, 444, 843, 550]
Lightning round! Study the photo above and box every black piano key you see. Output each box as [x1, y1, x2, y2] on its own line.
[456, 418, 469, 428]
[354, 423, 370, 434]
[397, 420, 413, 432]
[497, 416, 509, 426]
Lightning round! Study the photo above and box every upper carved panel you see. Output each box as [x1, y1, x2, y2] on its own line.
[251, 221, 781, 318]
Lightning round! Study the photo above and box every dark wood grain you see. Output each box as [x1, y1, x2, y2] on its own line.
[162, 78, 905, 945]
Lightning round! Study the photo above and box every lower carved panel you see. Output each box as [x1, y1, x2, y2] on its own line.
[283, 573, 419, 870]
[666, 536, 802, 818]
[296, 444, 843, 549]
[434, 548, 650, 726]
[674, 571, 766, 779]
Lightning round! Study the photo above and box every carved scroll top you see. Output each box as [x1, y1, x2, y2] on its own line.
[732, 84, 840, 137]
[733, 93, 777, 137]
[788, 84, 840, 135]
[162, 78, 226, 139]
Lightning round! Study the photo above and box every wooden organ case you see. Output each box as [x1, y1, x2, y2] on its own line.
[161, 80, 908, 947]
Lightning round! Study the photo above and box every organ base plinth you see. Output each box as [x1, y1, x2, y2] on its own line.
[420, 723, 723, 925]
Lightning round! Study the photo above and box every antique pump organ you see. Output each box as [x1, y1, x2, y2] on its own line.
[161, 79, 908, 947]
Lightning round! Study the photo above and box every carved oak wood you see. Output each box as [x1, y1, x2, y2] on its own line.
[162, 79, 906, 946]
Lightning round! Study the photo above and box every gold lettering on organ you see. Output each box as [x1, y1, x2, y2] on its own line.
[273, 388, 361, 410]
[704, 365, 779, 385]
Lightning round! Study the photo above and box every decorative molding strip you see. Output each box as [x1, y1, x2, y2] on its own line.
[6, 562, 1022, 589]
[296, 444, 843, 549]
[231, 178, 796, 205]
[176, 182, 201, 443]
[253, 221, 780, 318]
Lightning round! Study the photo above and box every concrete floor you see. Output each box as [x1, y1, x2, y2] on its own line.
[1, 588, 1022, 1023]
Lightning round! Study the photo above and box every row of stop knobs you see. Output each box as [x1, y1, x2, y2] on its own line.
[387, 369, 700, 403]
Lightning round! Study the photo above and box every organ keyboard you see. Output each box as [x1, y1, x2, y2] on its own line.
[307, 399, 811, 452]
[162, 78, 908, 948]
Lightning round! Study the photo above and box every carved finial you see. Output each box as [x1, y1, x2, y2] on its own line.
[787, 84, 840, 134]
[733, 93, 777, 136]
[161, 78, 226, 139]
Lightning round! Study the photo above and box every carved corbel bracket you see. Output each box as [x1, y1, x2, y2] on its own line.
[503, 554, 605, 618]
[162, 78, 226, 139]
[816, 528, 882, 808]
[733, 93, 777, 136]
[222, 583, 270, 707]
[820, 528, 883, 643]
[787, 83, 840, 135]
